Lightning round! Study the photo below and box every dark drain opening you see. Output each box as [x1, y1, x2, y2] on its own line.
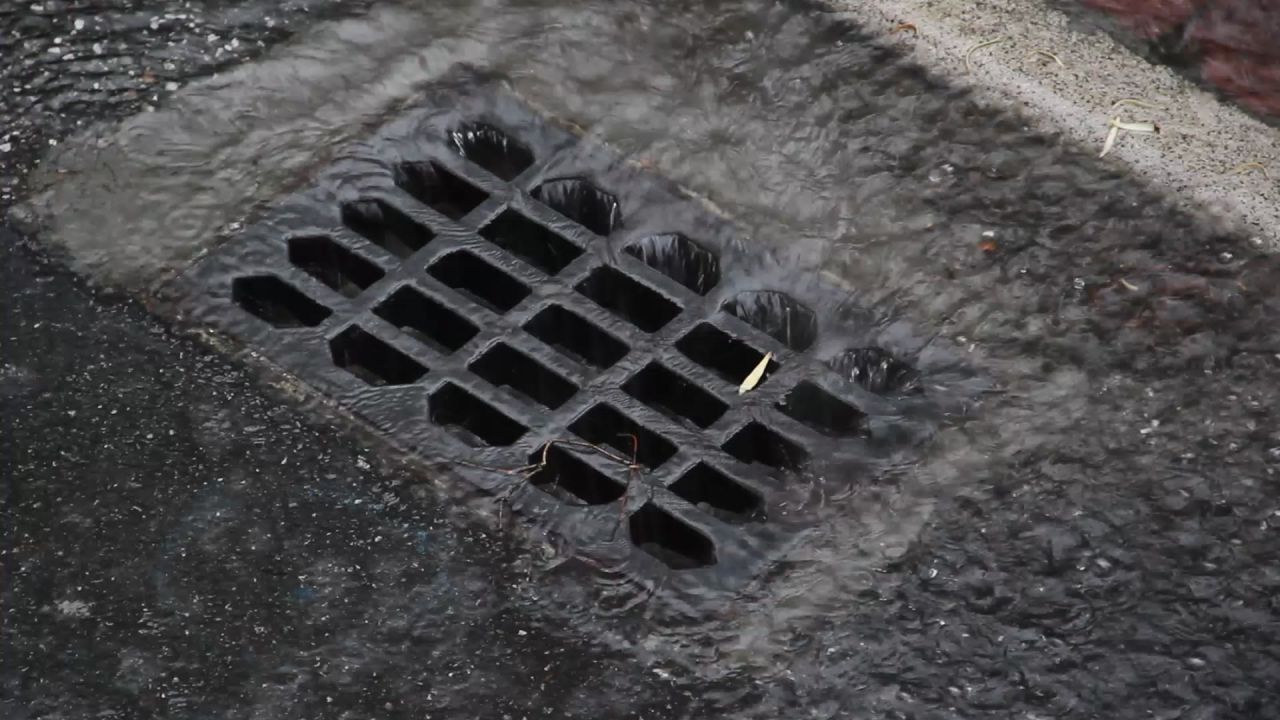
[829, 347, 923, 395]
[624, 234, 720, 295]
[523, 305, 629, 369]
[568, 405, 677, 469]
[330, 325, 427, 386]
[469, 342, 577, 409]
[670, 463, 763, 523]
[575, 266, 681, 333]
[629, 504, 716, 569]
[448, 122, 534, 181]
[429, 382, 527, 447]
[723, 422, 808, 471]
[527, 444, 625, 505]
[232, 275, 332, 328]
[427, 251, 530, 313]
[341, 199, 434, 259]
[776, 382, 866, 438]
[724, 291, 818, 351]
[394, 161, 489, 220]
[531, 177, 621, 237]
[675, 323, 778, 386]
[287, 235, 384, 298]
[373, 286, 479, 354]
[622, 363, 727, 429]
[479, 209, 583, 275]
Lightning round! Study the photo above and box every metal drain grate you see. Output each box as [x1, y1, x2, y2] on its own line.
[174, 81, 976, 595]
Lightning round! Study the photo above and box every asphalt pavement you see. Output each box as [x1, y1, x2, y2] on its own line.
[6, 1, 1280, 718]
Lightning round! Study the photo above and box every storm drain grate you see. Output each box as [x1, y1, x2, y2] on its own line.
[174, 81, 977, 595]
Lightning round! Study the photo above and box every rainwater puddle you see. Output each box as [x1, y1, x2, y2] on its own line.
[32, 0, 1280, 714]
[179, 79, 987, 612]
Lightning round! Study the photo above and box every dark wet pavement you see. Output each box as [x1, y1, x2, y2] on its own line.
[0, 236, 704, 718]
[6, 1, 1280, 718]
[0, 0, 368, 203]
[0, 5, 696, 717]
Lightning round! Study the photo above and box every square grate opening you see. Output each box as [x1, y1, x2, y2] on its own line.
[394, 161, 489, 220]
[575, 266, 680, 333]
[776, 382, 866, 438]
[288, 235, 384, 298]
[569, 404, 677, 469]
[675, 323, 778, 386]
[622, 363, 727, 429]
[427, 250, 530, 313]
[723, 291, 818, 351]
[330, 325, 427, 386]
[531, 177, 621, 237]
[527, 444, 626, 505]
[341, 199, 435, 259]
[429, 382, 527, 447]
[233, 275, 331, 328]
[670, 463, 763, 523]
[449, 122, 534, 181]
[624, 233, 720, 296]
[469, 342, 577, 409]
[523, 304, 628, 369]
[629, 503, 716, 569]
[828, 346, 923, 396]
[723, 422, 808, 471]
[373, 286, 479, 354]
[479, 209, 583, 275]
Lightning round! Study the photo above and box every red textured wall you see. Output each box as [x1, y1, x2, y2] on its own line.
[1078, 0, 1280, 119]
[1081, 0, 1197, 38]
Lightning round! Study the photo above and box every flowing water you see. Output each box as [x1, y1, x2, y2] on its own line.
[6, 0, 1280, 716]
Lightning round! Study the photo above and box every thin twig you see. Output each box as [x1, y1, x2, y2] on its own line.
[554, 438, 633, 466]
[453, 458, 540, 476]
[1026, 49, 1064, 67]
[890, 21, 918, 37]
[1110, 98, 1163, 112]
[1229, 161, 1270, 179]
[965, 37, 1007, 74]
[611, 433, 643, 540]
[457, 438, 645, 522]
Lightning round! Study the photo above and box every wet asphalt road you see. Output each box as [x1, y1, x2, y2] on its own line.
[0, 0, 365, 203]
[0, 242, 697, 718]
[6, 1, 1280, 718]
[0, 2, 693, 717]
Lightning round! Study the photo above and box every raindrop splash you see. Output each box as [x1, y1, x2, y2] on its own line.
[625, 233, 721, 295]
[723, 290, 818, 351]
[532, 177, 622, 236]
[448, 122, 535, 181]
[828, 347, 922, 395]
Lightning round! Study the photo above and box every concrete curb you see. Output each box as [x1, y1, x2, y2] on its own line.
[830, 0, 1280, 250]
[14, 0, 1279, 296]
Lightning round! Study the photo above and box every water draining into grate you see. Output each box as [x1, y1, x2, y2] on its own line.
[177, 82, 974, 595]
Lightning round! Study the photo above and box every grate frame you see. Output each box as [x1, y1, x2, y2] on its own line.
[171, 80, 981, 596]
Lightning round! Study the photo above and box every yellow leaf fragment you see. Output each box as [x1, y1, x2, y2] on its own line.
[738, 352, 773, 395]
[1100, 120, 1120, 158]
